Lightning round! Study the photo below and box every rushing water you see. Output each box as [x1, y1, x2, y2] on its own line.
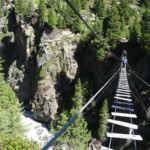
[21, 111, 53, 149]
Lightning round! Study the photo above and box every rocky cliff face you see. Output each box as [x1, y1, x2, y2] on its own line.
[32, 30, 80, 122]
[4, 21, 80, 122]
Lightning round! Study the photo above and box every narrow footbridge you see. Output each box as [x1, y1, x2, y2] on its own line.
[41, 1, 150, 149]
[107, 67, 143, 150]
[42, 62, 150, 150]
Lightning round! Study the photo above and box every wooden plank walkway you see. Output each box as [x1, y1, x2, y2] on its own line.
[116, 91, 130, 94]
[114, 101, 133, 106]
[107, 119, 138, 129]
[107, 65, 142, 149]
[116, 93, 131, 98]
[114, 96, 132, 102]
[112, 105, 134, 112]
[107, 133, 143, 141]
[111, 112, 137, 118]
[117, 89, 130, 92]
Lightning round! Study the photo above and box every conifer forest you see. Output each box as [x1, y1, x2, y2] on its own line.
[0, 0, 150, 150]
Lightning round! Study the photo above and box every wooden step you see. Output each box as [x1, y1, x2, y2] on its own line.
[112, 105, 134, 112]
[107, 119, 138, 129]
[119, 80, 128, 82]
[117, 89, 130, 92]
[114, 96, 132, 102]
[118, 86, 129, 90]
[101, 146, 114, 150]
[118, 83, 129, 86]
[118, 86, 129, 89]
[114, 101, 133, 106]
[119, 81, 128, 83]
[118, 84, 129, 86]
[118, 84, 128, 86]
[116, 94, 131, 98]
[107, 133, 143, 141]
[116, 91, 130, 94]
[119, 78, 127, 80]
[119, 79, 127, 80]
[118, 85, 129, 87]
[111, 112, 137, 118]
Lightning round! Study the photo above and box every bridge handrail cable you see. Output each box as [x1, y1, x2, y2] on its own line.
[42, 68, 120, 150]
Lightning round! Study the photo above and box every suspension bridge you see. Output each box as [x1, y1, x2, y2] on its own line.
[42, 61, 150, 150]
[42, 0, 149, 149]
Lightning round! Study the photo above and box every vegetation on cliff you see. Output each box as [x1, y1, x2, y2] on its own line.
[0, 0, 149, 149]
[141, 0, 150, 54]
[0, 58, 24, 136]
[53, 79, 91, 149]
[0, 133, 39, 150]
[0, 58, 40, 148]
[98, 99, 110, 142]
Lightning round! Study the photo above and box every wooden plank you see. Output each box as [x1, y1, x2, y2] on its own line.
[118, 85, 129, 87]
[118, 84, 128, 86]
[114, 96, 132, 102]
[101, 146, 114, 150]
[111, 112, 137, 118]
[118, 83, 129, 86]
[119, 80, 127, 82]
[118, 86, 129, 89]
[112, 105, 134, 112]
[119, 78, 127, 80]
[116, 91, 131, 95]
[116, 91, 130, 94]
[107, 119, 138, 129]
[114, 101, 133, 106]
[117, 89, 130, 92]
[118, 87, 129, 90]
[107, 133, 143, 141]
[116, 94, 131, 98]
[118, 84, 129, 86]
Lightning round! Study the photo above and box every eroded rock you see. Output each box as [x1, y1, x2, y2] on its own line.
[32, 30, 80, 122]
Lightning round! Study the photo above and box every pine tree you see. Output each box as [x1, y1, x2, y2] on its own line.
[121, 16, 126, 31]
[25, 1, 33, 17]
[54, 78, 91, 150]
[0, 58, 24, 137]
[14, 0, 22, 15]
[71, 78, 84, 110]
[39, 0, 47, 27]
[141, 0, 150, 54]
[94, 0, 107, 19]
[0, 0, 3, 17]
[119, 0, 130, 24]
[98, 99, 109, 143]
[130, 15, 141, 42]
[64, 0, 83, 33]
[47, 7, 58, 30]
[57, 1, 67, 29]
[93, 19, 108, 61]
[71, 0, 83, 33]
[106, 0, 121, 48]
[14, 0, 28, 16]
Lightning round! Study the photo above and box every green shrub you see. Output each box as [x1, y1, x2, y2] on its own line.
[0, 134, 39, 150]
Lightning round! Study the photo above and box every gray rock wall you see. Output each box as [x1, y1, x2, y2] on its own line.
[6, 25, 80, 122]
[32, 30, 80, 122]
